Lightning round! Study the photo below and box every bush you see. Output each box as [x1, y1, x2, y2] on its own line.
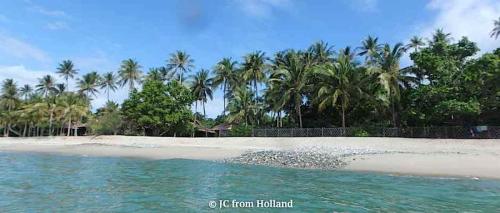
[353, 129, 370, 137]
[228, 125, 253, 137]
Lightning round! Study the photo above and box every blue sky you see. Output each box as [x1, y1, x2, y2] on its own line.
[0, 0, 499, 117]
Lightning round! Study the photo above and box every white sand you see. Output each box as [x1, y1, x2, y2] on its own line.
[1, 136, 499, 179]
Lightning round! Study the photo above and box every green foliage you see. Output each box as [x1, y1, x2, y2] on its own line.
[228, 124, 253, 137]
[121, 79, 194, 136]
[90, 102, 122, 135]
[353, 129, 370, 137]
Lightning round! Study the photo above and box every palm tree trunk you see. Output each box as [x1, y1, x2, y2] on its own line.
[391, 97, 397, 127]
[203, 101, 207, 137]
[341, 104, 346, 128]
[223, 80, 226, 115]
[49, 108, 54, 136]
[296, 97, 302, 128]
[194, 101, 198, 121]
[23, 122, 27, 137]
[107, 89, 110, 102]
[67, 117, 72, 136]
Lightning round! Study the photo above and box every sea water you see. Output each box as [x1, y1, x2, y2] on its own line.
[0, 152, 499, 212]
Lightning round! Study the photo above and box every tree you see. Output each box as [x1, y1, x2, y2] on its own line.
[19, 84, 33, 101]
[242, 51, 267, 105]
[190, 69, 213, 135]
[118, 59, 143, 91]
[314, 49, 364, 128]
[308, 40, 334, 64]
[59, 92, 88, 136]
[375, 43, 407, 127]
[269, 51, 310, 128]
[36, 75, 57, 97]
[490, 17, 500, 39]
[77, 71, 101, 99]
[56, 60, 78, 89]
[227, 86, 254, 125]
[90, 101, 122, 135]
[167, 51, 194, 84]
[100, 72, 118, 101]
[358, 36, 382, 65]
[1, 79, 19, 136]
[408, 36, 425, 52]
[212, 58, 238, 116]
[121, 79, 194, 136]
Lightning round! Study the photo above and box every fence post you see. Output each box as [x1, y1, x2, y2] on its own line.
[252, 128, 255, 137]
[291, 128, 294, 137]
[321, 128, 324, 137]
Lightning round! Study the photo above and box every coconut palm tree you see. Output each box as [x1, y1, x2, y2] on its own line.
[358, 36, 382, 65]
[55, 83, 66, 95]
[242, 51, 267, 104]
[308, 40, 334, 64]
[408, 36, 425, 52]
[191, 70, 213, 118]
[118, 59, 143, 91]
[19, 84, 33, 101]
[268, 51, 310, 128]
[36, 75, 57, 97]
[77, 71, 101, 99]
[314, 49, 364, 128]
[56, 60, 78, 89]
[1, 79, 19, 136]
[100, 72, 118, 101]
[167, 51, 194, 84]
[212, 57, 238, 116]
[227, 86, 254, 125]
[190, 69, 213, 136]
[374, 43, 407, 127]
[491, 17, 500, 39]
[59, 93, 88, 136]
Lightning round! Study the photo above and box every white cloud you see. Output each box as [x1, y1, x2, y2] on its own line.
[46, 21, 69, 30]
[0, 34, 51, 63]
[416, 0, 500, 52]
[235, 0, 292, 18]
[0, 65, 58, 87]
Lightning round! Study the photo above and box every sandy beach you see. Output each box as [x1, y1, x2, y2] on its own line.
[1, 136, 499, 179]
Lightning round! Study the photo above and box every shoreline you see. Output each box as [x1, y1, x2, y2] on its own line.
[1, 136, 500, 179]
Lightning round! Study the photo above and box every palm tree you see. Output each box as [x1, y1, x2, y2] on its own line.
[19, 84, 33, 100]
[59, 93, 88, 136]
[242, 51, 267, 104]
[77, 72, 101, 98]
[191, 70, 213, 118]
[308, 40, 334, 64]
[55, 83, 66, 95]
[491, 17, 500, 39]
[100, 72, 118, 101]
[118, 59, 143, 91]
[190, 69, 213, 136]
[268, 51, 310, 128]
[227, 86, 254, 125]
[358, 36, 382, 65]
[36, 75, 57, 97]
[314, 49, 363, 128]
[212, 58, 238, 116]
[56, 60, 78, 89]
[167, 51, 194, 84]
[408, 36, 425, 52]
[375, 43, 407, 127]
[1, 79, 19, 136]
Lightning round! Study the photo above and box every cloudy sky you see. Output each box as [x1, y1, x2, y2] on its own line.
[0, 0, 499, 117]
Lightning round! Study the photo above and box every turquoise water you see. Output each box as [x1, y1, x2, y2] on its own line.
[0, 152, 499, 212]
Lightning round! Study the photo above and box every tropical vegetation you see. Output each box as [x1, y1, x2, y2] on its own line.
[0, 29, 498, 137]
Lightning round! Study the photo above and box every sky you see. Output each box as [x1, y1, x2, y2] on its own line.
[0, 0, 499, 118]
